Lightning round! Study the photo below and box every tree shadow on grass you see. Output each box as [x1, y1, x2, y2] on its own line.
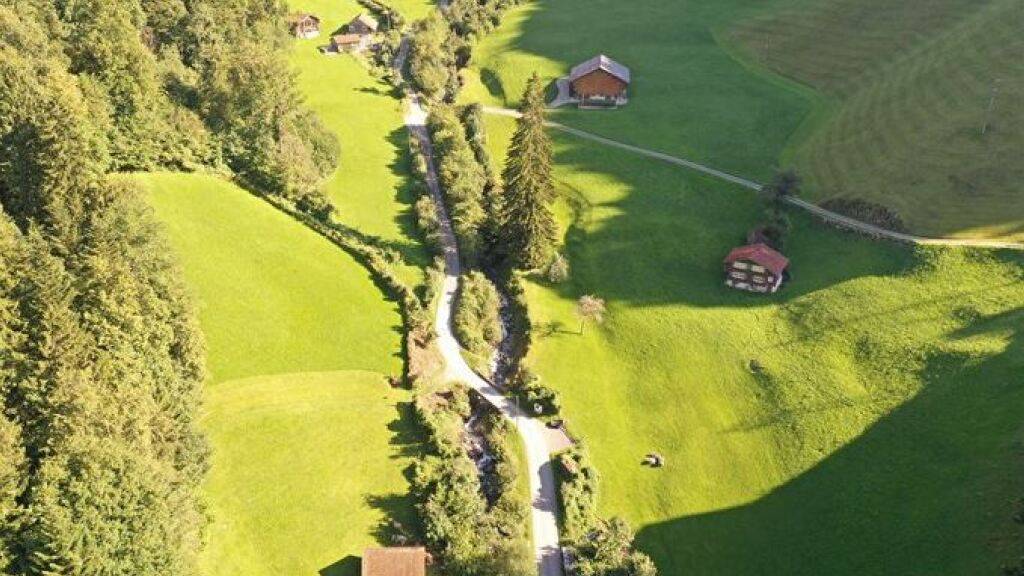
[634, 309, 1024, 576]
[543, 131, 920, 311]
[386, 125, 433, 271]
[480, 68, 508, 106]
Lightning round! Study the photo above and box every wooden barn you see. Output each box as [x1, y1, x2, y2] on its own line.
[569, 54, 631, 106]
[331, 33, 367, 52]
[362, 547, 427, 576]
[723, 243, 790, 294]
[348, 13, 380, 35]
[288, 13, 321, 39]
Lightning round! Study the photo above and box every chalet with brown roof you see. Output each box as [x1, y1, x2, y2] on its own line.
[288, 13, 321, 39]
[362, 547, 426, 576]
[723, 243, 790, 294]
[569, 54, 631, 107]
[331, 33, 367, 52]
[348, 13, 380, 35]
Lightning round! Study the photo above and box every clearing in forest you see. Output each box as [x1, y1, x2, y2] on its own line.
[141, 172, 416, 576]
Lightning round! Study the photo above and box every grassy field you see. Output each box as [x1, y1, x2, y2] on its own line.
[464, 0, 1024, 241]
[141, 172, 416, 576]
[483, 114, 1024, 575]
[290, 0, 430, 282]
[141, 172, 403, 382]
[201, 371, 418, 576]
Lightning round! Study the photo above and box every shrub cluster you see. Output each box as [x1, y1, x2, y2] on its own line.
[428, 105, 490, 264]
[411, 386, 532, 576]
[821, 197, 908, 233]
[409, 0, 523, 101]
[557, 447, 656, 576]
[453, 271, 503, 370]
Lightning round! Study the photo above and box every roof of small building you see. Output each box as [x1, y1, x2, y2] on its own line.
[288, 12, 320, 25]
[332, 33, 363, 45]
[570, 54, 631, 85]
[362, 547, 426, 576]
[724, 243, 790, 276]
[351, 12, 380, 31]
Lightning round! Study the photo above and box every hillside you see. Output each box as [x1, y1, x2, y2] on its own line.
[483, 112, 1024, 575]
[735, 0, 1023, 240]
[141, 172, 415, 576]
[463, 0, 1024, 241]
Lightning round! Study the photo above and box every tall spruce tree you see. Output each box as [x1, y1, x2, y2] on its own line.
[498, 73, 556, 269]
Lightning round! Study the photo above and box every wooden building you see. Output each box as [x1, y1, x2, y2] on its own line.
[569, 54, 631, 106]
[723, 243, 790, 294]
[348, 13, 380, 35]
[332, 33, 368, 52]
[362, 547, 426, 576]
[288, 13, 321, 39]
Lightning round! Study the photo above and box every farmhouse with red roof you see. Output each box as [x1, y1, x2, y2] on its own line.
[723, 242, 790, 294]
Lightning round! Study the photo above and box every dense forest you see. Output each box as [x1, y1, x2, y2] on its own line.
[0, 1, 335, 574]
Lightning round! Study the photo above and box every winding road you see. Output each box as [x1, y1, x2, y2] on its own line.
[397, 44, 566, 576]
[483, 106, 1024, 252]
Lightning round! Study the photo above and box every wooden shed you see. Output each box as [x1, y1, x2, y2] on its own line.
[569, 54, 631, 106]
[288, 13, 321, 39]
[332, 33, 368, 52]
[723, 243, 790, 294]
[362, 547, 427, 576]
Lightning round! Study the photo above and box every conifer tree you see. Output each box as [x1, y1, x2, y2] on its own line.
[498, 73, 557, 269]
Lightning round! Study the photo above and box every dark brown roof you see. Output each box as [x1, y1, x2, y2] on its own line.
[362, 547, 426, 576]
[570, 54, 631, 84]
[724, 243, 790, 276]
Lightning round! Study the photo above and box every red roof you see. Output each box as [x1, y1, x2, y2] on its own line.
[724, 243, 789, 275]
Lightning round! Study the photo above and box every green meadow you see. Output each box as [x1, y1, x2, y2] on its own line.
[465, 0, 1024, 241]
[483, 111, 1024, 574]
[141, 172, 417, 576]
[290, 0, 430, 283]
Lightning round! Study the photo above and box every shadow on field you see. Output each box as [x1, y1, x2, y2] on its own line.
[319, 555, 359, 576]
[365, 401, 423, 546]
[541, 132, 918, 311]
[635, 310, 1024, 576]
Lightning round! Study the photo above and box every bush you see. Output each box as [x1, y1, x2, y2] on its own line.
[821, 197, 908, 233]
[547, 253, 570, 283]
[557, 446, 600, 540]
[428, 106, 488, 263]
[453, 271, 503, 365]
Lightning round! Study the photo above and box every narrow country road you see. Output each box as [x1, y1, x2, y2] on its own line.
[483, 106, 1024, 252]
[397, 42, 565, 576]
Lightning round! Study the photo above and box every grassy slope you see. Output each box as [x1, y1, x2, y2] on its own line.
[141, 172, 414, 576]
[461, 0, 814, 180]
[201, 372, 418, 576]
[484, 114, 1024, 575]
[290, 0, 429, 282]
[734, 0, 1024, 241]
[465, 0, 1024, 240]
[141, 172, 402, 382]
